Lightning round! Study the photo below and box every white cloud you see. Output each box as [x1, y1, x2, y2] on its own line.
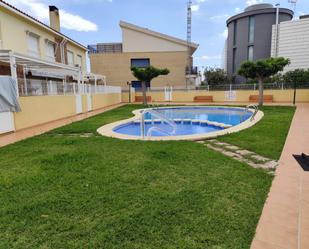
[8, 0, 98, 32]
[210, 14, 229, 21]
[220, 29, 228, 38]
[246, 0, 263, 6]
[235, 7, 241, 13]
[191, 4, 200, 12]
[195, 55, 222, 60]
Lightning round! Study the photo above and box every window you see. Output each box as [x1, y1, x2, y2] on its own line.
[76, 55, 82, 67]
[233, 21, 237, 46]
[232, 48, 237, 73]
[248, 16, 255, 44]
[67, 50, 74, 66]
[45, 40, 55, 62]
[131, 58, 150, 68]
[248, 46, 254, 61]
[27, 32, 40, 57]
[131, 81, 150, 89]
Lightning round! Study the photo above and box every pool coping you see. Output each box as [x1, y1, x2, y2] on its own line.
[97, 106, 264, 141]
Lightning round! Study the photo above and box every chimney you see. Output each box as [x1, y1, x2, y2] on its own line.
[49, 6, 60, 32]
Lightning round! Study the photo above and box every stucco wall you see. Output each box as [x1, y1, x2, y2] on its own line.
[135, 89, 309, 103]
[13, 93, 122, 131]
[89, 51, 187, 88]
[14, 95, 76, 130]
[122, 27, 187, 53]
[92, 93, 122, 110]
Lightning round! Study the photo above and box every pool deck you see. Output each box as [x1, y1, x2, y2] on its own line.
[251, 103, 309, 249]
[0, 103, 125, 148]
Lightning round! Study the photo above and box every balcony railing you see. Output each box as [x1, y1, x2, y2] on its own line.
[88, 43, 123, 54]
[186, 66, 198, 75]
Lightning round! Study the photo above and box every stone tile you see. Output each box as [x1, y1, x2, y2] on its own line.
[213, 141, 230, 146]
[236, 149, 253, 156]
[251, 154, 271, 162]
[225, 145, 240, 150]
[262, 161, 278, 169]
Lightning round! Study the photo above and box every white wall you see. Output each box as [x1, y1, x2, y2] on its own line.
[271, 18, 309, 72]
[122, 27, 188, 53]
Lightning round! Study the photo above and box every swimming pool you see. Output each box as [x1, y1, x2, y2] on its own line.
[97, 106, 263, 141]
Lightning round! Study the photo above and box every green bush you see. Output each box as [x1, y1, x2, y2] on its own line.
[203, 67, 234, 85]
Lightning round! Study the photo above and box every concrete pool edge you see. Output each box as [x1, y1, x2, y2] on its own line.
[97, 106, 264, 141]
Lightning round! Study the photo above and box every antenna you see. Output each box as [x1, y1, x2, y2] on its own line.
[186, 0, 192, 88]
[288, 0, 298, 13]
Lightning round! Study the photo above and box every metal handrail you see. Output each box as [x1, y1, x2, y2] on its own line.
[245, 104, 259, 121]
[140, 109, 177, 138]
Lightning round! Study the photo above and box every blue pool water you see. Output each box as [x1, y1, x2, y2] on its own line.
[143, 107, 251, 126]
[113, 107, 252, 137]
[115, 122, 223, 136]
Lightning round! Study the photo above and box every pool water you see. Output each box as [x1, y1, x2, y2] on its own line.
[113, 107, 252, 137]
[115, 122, 223, 136]
[143, 107, 251, 126]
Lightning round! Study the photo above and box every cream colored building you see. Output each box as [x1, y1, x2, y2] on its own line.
[271, 15, 309, 72]
[0, 1, 87, 77]
[89, 21, 199, 89]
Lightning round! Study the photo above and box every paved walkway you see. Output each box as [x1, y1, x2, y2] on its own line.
[200, 139, 278, 170]
[251, 103, 309, 249]
[0, 103, 125, 148]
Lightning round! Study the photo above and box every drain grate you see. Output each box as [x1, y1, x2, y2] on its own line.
[293, 153, 309, 171]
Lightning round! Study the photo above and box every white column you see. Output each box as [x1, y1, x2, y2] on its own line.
[9, 52, 19, 97]
[77, 71, 81, 95]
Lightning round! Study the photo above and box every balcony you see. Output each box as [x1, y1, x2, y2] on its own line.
[186, 66, 198, 75]
[88, 43, 123, 54]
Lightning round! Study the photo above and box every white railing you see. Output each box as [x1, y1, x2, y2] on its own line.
[17, 79, 121, 96]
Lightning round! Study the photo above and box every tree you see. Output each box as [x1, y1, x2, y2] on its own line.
[203, 67, 234, 85]
[131, 66, 170, 105]
[283, 69, 309, 85]
[238, 57, 290, 106]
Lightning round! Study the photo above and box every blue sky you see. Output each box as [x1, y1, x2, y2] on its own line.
[7, 0, 309, 70]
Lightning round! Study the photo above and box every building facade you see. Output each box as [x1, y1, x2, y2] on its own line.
[225, 3, 293, 82]
[88, 21, 199, 89]
[271, 15, 309, 72]
[0, 1, 87, 76]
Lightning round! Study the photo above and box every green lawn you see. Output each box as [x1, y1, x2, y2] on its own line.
[0, 105, 287, 249]
[218, 106, 296, 160]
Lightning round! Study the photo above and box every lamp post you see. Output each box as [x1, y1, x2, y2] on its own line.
[127, 81, 132, 103]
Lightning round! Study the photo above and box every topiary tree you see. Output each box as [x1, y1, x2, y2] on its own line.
[238, 57, 290, 106]
[131, 66, 170, 105]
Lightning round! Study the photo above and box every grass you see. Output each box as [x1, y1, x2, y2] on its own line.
[0, 104, 286, 248]
[218, 106, 296, 160]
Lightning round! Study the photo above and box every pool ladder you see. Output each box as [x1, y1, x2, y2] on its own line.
[140, 109, 177, 139]
[245, 104, 259, 121]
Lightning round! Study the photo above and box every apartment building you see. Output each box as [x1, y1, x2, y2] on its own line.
[88, 21, 199, 89]
[271, 15, 309, 72]
[225, 3, 293, 82]
[0, 0, 87, 79]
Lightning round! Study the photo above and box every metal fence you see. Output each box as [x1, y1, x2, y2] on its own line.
[133, 82, 309, 93]
[17, 79, 121, 97]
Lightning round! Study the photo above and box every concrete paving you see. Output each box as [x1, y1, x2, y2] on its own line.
[251, 104, 309, 249]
